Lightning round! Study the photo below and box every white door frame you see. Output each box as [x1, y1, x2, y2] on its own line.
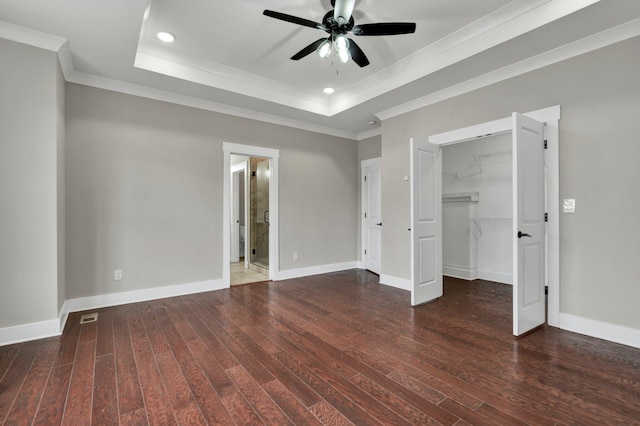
[427, 105, 560, 328]
[361, 157, 382, 274]
[223, 143, 280, 287]
[230, 161, 248, 264]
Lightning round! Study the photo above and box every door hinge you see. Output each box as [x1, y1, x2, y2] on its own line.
[544, 140, 548, 149]
[364, 176, 367, 182]
[364, 249, 367, 255]
[545, 213, 548, 222]
[364, 212, 367, 218]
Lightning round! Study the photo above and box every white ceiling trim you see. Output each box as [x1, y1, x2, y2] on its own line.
[0, 21, 357, 140]
[4, 11, 637, 142]
[0, 20, 66, 52]
[376, 17, 640, 122]
[133, 49, 330, 117]
[131, 0, 601, 117]
[66, 70, 357, 140]
[135, 2, 331, 117]
[329, 0, 601, 116]
[356, 127, 382, 141]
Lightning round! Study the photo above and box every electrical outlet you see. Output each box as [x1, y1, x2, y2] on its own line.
[293, 252, 298, 261]
[114, 269, 123, 281]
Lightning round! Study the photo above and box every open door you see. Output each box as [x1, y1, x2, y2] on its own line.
[410, 138, 442, 306]
[512, 113, 546, 336]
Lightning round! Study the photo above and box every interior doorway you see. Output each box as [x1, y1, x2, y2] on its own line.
[411, 105, 561, 336]
[229, 155, 271, 286]
[230, 155, 269, 285]
[361, 157, 382, 275]
[442, 134, 513, 284]
[223, 143, 280, 287]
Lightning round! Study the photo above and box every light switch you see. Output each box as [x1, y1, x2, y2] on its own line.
[563, 199, 576, 214]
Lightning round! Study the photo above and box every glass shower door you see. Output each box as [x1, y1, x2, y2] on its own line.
[250, 158, 269, 270]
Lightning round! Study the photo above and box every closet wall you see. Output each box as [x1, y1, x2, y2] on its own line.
[442, 133, 513, 284]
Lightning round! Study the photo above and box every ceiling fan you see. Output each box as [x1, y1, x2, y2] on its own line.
[263, 0, 416, 67]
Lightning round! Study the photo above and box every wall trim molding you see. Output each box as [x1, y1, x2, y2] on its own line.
[0, 318, 61, 347]
[0, 279, 224, 347]
[376, 19, 640, 121]
[557, 313, 640, 350]
[443, 265, 478, 281]
[64, 279, 224, 313]
[379, 274, 412, 291]
[275, 262, 359, 281]
[6, 17, 638, 142]
[477, 270, 512, 285]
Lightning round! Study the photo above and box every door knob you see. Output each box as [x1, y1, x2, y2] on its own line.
[518, 231, 532, 238]
[376, 222, 382, 226]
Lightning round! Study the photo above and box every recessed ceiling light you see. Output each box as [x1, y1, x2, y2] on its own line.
[323, 87, 335, 94]
[368, 120, 377, 125]
[156, 31, 175, 43]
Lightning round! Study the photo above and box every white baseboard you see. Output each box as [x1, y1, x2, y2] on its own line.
[0, 318, 61, 347]
[557, 313, 640, 349]
[477, 270, 512, 285]
[443, 264, 477, 281]
[379, 274, 412, 291]
[0, 279, 225, 347]
[64, 279, 225, 313]
[275, 262, 358, 281]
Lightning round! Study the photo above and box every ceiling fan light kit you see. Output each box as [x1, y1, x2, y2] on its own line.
[264, 0, 416, 68]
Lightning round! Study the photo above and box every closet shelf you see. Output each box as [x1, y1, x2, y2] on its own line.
[443, 192, 479, 203]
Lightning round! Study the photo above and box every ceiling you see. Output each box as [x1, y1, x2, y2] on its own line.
[1, 0, 640, 139]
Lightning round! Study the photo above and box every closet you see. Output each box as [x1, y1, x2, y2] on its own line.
[442, 133, 513, 284]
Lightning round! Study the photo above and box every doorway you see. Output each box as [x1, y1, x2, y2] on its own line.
[229, 156, 271, 285]
[411, 105, 561, 336]
[442, 134, 513, 284]
[361, 157, 382, 275]
[223, 143, 280, 287]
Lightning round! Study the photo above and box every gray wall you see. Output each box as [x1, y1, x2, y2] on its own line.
[65, 84, 357, 299]
[381, 36, 640, 330]
[0, 40, 63, 328]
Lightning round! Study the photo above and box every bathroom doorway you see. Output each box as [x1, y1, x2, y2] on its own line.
[229, 154, 271, 286]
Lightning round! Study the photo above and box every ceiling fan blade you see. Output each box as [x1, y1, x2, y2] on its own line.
[291, 38, 328, 60]
[333, 0, 356, 25]
[347, 38, 370, 67]
[263, 10, 325, 30]
[352, 22, 416, 36]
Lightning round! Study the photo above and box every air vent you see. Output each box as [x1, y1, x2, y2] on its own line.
[79, 313, 98, 324]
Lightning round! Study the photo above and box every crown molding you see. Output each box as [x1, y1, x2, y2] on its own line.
[66, 70, 357, 140]
[134, 49, 331, 117]
[0, 20, 66, 52]
[133, 0, 601, 118]
[4, 11, 638, 142]
[376, 18, 640, 121]
[357, 127, 382, 141]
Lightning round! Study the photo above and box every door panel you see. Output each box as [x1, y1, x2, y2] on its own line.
[411, 138, 442, 306]
[364, 160, 382, 274]
[513, 113, 546, 336]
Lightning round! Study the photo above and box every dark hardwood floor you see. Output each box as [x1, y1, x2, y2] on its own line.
[2, 270, 640, 425]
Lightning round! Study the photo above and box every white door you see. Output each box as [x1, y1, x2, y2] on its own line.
[410, 138, 442, 306]
[512, 113, 546, 336]
[363, 159, 382, 274]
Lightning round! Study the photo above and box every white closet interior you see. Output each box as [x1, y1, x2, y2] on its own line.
[442, 133, 513, 284]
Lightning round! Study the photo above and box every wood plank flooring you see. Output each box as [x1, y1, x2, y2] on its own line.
[2, 270, 640, 425]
